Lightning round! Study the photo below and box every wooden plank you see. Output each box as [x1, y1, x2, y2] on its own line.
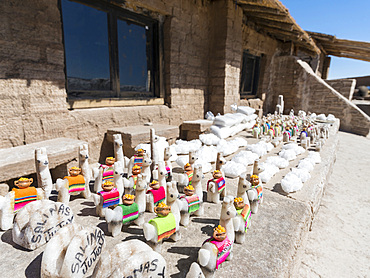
[68, 97, 165, 109]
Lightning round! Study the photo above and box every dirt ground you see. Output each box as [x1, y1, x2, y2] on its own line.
[298, 131, 370, 277]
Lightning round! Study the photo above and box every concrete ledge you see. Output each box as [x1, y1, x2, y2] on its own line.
[0, 122, 340, 277]
[106, 124, 179, 157]
[180, 119, 213, 140]
[0, 138, 86, 182]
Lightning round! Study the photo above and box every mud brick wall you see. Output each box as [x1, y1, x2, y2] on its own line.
[0, 0, 215, 161]
[266, 56, 370, 136]
[326, 79, 356, 101]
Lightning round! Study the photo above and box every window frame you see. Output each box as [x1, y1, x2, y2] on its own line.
[59, 0, 164, 107]
[239, 51, 261, 98]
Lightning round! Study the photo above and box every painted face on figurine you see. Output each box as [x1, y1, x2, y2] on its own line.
[250, 175, 260, 186]
[150, 180, 160, 190]
[184, 163, 192, 172]
[105, 157, 115, 165]
[102, 181, 115, 192]
[132, 165, 141, 175]
[137, 149, 145, 157]
[213, 170, 222, 179]
[69, 166, 81, 176]
[14, 177, 33, 189]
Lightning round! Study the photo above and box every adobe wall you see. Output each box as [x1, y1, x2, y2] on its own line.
[266, 56, 370, 136]
[0, 0, 216, 161]
[326, 78, 356, 100]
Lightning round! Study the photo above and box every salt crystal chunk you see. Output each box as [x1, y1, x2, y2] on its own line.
[291, 168, 311, 183]
[265, 156, 289, 169]
[223, 161, 246, 178]
[259, 163, 279, 183]
[281, 172, 303, 193]
[199, 133, 221, 145]
[279, 149, 297, 161]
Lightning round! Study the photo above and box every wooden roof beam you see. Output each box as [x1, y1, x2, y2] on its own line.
[238, 3, 287, 16]
[246, 16, 294, 31]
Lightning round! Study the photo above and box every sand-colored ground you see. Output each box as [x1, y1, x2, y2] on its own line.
[298, 131, 370, 277]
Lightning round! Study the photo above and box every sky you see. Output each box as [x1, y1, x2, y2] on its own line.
[280, 0, 370, 80]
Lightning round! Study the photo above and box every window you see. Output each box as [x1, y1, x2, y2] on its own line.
[240, 52, 260, 98]
[61, 0, 161, 101]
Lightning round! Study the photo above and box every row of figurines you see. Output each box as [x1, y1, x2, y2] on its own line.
[252, 112, 330, 148]
[1, 161, 263, 276]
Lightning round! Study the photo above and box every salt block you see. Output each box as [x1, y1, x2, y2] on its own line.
[59, 226, 105, 278]
[12, 200, 74, 250]
[92, 239, 166, 278]
[41, 224, 85, 278]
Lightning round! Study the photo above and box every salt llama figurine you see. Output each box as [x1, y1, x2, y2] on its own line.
[56, 166, 90, 204]
[232, 197, 252, 244]
[128, 165, 141, 193]
[94, 156, 115, 192]
[128, 148, 145, 174]
[178, 185, 200, 226]
[247, 174, 263, 214]
[93, 180, 122, 217]
[207, 170, 226, 204]
[143, 201, 178, 252]
[105, 194, 141, 237]
[146, 180, 166, 213]
[0, 177, 45, 230]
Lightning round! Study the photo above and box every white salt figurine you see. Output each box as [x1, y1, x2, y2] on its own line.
[55, 166, 91, 205]
[198, 197, 236, 277]
[232, 196, 252, 244]
[113, 133, 130, 174]
[143, 181, 181, 252]
[0, 177, 45, 231]
[207, 170, 226, 204]
[13, 199, 74, 250]
[92, 180, 123, 218]
[177, 165, 204, 226]
[105, 192, 143, 237]
[247, 174, 263, 214]
[35, 147, 53, 198]
[41, 224, 105, 278]
[92, 239, 166, 278]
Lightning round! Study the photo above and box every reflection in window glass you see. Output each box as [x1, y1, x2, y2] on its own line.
[117, 19, 149, 92]
[62, 0, 110, 91]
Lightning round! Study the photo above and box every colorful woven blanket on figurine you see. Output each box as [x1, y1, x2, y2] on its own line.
[236, 204, 251, 232]
[131, 175, 138, 190]
[204, 237, 232, 269]
[101, 164, 114, 182]
[64, 175, 85, 194]
[98, 188, 119, 208]
[147, 186, 165, 205]
[149, 213, 176, 242]
[119, 203, 139, 224]
[252, 184, 263, 201]
[180, 195, 200, 213]
[207, 177, 225, 193]
[165, 165, 171, 178]
[12, 187, 38, 213]
[283, 131, 291, 138]
[186, 170, 193, 186]
[133, 156, 143, 168]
